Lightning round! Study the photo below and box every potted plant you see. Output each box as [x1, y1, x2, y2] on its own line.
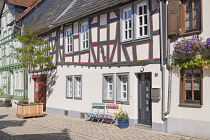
[16, 98, 44, 118]
[115, 107, 129, 128]
[4, 98, 12, 107]
[0, 100, 4, 107]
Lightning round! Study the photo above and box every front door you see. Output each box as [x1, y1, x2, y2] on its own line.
[138, 73, 151, 126]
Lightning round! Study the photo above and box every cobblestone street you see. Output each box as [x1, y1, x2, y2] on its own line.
[0, 107, 204, 140]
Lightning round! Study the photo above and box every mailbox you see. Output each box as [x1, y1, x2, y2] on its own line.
[151, 88, 161, 100]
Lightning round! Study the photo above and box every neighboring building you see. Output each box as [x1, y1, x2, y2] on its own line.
[7, 0, 210, 139]
[0, 0, 36, 102]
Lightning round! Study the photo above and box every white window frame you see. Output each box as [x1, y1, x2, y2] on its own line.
[121, 6, 133, 42]
[80, 21, 89, 50]
[116, 73, 129, 104]
[43, 36, 50, 56]
[14, 70, 24, 90]
[74, 75, 82, 99]
[65, 26, 73, 53]
[135, 1, 150, 39]
[66, 76, 73, 98]
[102, 74, 114, 102]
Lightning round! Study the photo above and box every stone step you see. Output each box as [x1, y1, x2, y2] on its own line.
[135, 124, 152, 130]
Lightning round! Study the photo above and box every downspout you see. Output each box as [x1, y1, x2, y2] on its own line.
[159, 0, 166, 121]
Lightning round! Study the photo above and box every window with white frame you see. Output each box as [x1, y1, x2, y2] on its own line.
[74, 76, 82, 99]
[65, 27, 73, 53]
[80, 21, 89, 50]
[136, 1, 149, 38]
[14, 70, 24, 90]
[66, 76, 73, 98]
[122, 7, 132, 41]
[102, 74, 114, 102]
[121, 1, 150, 42]
[43, 36, 50, 56]
[116, 73, 129, 103]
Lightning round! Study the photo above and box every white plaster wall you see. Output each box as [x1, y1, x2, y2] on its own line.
[168, 0, 210, 124]
[27, 64, 163, 124]
[100, 14, 107, 26]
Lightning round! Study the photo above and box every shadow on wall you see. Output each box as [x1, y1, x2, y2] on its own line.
[46, 68, 58, 98]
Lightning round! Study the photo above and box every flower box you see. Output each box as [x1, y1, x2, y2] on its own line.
[16, 103, 44, 118]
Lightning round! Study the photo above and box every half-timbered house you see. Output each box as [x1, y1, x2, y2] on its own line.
[14, 0, 210, 139]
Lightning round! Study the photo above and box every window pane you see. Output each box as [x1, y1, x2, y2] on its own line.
[186, 0, 192, 10]
[186, 20, 192, 30]
[123, 85, 126, 91]
[186, 10, 192, 20]
[194, 0, 200, 8]
[144, 26, 147, 35]
[86, 41, 88, 48]
[193, 70, 200, 79]
[123, 92, 127, 98]
[194, 18, 200, 29]
[194, 80, 200, 90]
[139, 27, 142, 36]
[194, 8, 200, 18]
[125, 31, 127, 39]
[129, 30, 131, 39]
[144, 5, 147, 14]
[139, 17, 142, 26]
[194, 91, 200, 100]
[185, 80, 192, 90]
[186, 91, 192, 100]
[144, 16, 147, 24]
[139, 6, 142, 15]
[129, 20, 131, 28]
[185, 70, 192, 79]
[125, 9, 131, 20]
[125, 21, 128, 29]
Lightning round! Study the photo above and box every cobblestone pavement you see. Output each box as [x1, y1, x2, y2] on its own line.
[0, 107, 204, 140]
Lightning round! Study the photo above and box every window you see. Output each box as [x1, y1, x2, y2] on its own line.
[136, 2, 149, 38]
[180, 68, 202, 105]
[116, 73, 129, 104]
[80, 21, 89, 50]
[14, 70, 24, 90]
[121, 1, 150, 42]
[168, 0, 202, 35]
[43, 36, 49, 56]
[65, 27, 73, 53]
[74, 76, 82, 99]
[123, 7, 132, 41]
[102, 74, 114, 102]
[184, 0, 201, 32]
[66, 76, 73, 98]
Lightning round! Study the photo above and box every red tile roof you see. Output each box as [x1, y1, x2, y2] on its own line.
[7, 0, 35, 7]
[17, 0, 42, 21]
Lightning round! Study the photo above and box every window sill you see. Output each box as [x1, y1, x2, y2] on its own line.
[102, 100, 114, 103]
[65, 52, 73, 56]
[116, 101, 129, 105]
[179, 30, 202, 36]
[80, 49, 89, 53]
[74, 97, 82, 100]
[66, 97, 73, 99]
[179, 103, 202, 108]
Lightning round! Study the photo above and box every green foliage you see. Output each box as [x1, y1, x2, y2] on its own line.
[115, 107, 129, 119]
[0, 100, 3, 103]
[18, 98, 29, 104]
[14, 20, 54, 72]
[172, 56, 210, 68]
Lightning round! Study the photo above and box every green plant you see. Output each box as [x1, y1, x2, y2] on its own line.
[5, 98, 11, 102]
[0, 100, 3, 103]
[115, 107, 129, 119]
[14, 19, 54, 72]
[18, 98, 29, 104]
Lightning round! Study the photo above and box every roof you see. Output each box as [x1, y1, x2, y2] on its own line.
[7, 0, 35, 7]
[21, 0, 127, 33]
[17, 0, 42, 20]
[0, 0, 5, 15]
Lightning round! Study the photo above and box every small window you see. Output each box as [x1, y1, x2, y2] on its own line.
[116, 73, 129, 104]
[123, 7, 132, 41]
[74, 76, 82, 99]
[80, 21, 89, 50]
[180, 68, 202, 105]
[102, 74, 114, 103]
[66, 76, 73, 98]
[14, 70, 24, 90]
[43, 36, 50, 56]
[65, 27, 73, 53]
[136, 1, 149, 38]
[183, 0, 201, 32]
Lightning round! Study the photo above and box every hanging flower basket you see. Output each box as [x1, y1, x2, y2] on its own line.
[172, 36, 210, 68]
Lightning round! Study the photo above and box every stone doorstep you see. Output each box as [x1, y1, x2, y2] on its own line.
[135, 124, 152, 130]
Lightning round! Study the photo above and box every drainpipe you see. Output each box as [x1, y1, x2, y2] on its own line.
[160, 0, 172, 121]
[159, 0, 165, 121]
[164, 38, 172, 116]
